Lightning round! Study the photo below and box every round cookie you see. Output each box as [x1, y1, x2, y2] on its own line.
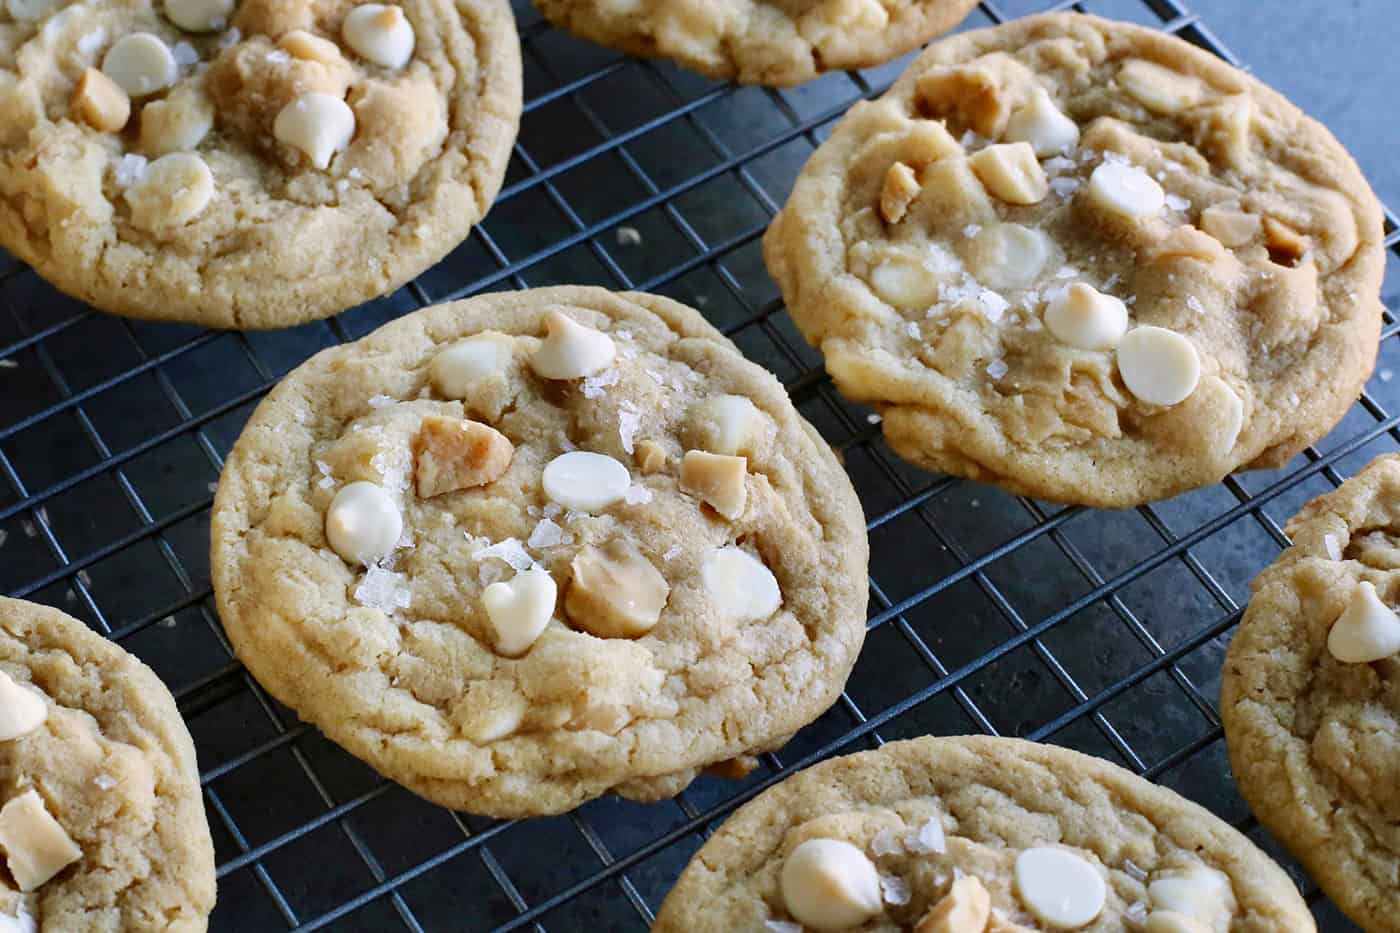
[654, 735, 1314, 931]
[0, 0, 521, 329]
[532, 0, 979, 87]
[210, 286, 869, 818]
[1222, 453, 1400, 933]
[764, 13, 1385, 507]
[0, 597, 215, 931]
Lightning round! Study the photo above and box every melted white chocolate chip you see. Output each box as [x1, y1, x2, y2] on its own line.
[101, 33, 177, 98]
[679, 450, 748, 520]
[966, 223, 1050, 291]
[703, 546, 780, 623]
[482, 568, 556, 657]
[1116, 326, 1200, 406]
[1086, 160, 1165, 220]
[0, 790, 81, 892]
[915, 874, 991, 933]
[530, 311, 617, 380]
[1004, 87, 1080, 157]
[1014, 847, 1106, 929]
[274, 93, 356, 170]
[164, 0, 234, 32]
[325, 481, 402, 565]
[542, 451, 630, 513]
[4, 0, 56, 20]
[1044, 283, 1128, 351]
[123, 152, 214, 231]
[1147, 867, 1233, 925]
[1327, 580, 1400, 663]
[685, 395, 764, 457]
[0, 673, 45, 742]
[342, 4, 416, 69]
[780, 839, 883, 932]
[431, 334, 514, 397]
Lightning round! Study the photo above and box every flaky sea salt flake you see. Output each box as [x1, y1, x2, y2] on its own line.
[663, 545, 682, 561]
[1186, 295, 1205, 316]
[907, 817, 947, 854]
[471, 537, 533, 570]
[527, 519, 564, 549]
[1123, 858, 1148, 882]
[623, 483, 652, 505]
[355, 566, 411, 612]
[986, 358, 1009, 380]
[114, 154, 148, 187]
[962, 223, 982, 239]
[1049, 176, 1081, 197]
[1165, 193, 1191, 212]
[880, 873, 911, 906]
[1323, 534, 1342, 561]
[869, 827, 903, 856]
[93, 774, 117, 790]
[581, 368, 620, 399]
[764, 922, 802, 933]
[368, 394, 395, 408]
[618, 403, 642, 454]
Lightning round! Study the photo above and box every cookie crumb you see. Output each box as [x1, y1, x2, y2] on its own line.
[0, 529, 7, 550]
[615, 226, 643, 246]
[0, 360, 15, 369]
[158, 616, 177, 629]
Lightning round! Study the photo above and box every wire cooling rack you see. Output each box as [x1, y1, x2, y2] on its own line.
[2, 0, 1397, 929]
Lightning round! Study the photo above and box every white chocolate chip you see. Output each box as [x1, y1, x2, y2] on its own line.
[430, 334, 515, 398]
[1044, 283, 1128, 351]
[139, 84, 214, 156]
[0, 790, 81, 892]
[341, 4, 415, 69]
[913, 875, 991, 933]
[565, 538, 670, 638]
[1087, 161, 1165, 220]
[325, 481, 403, 565]
[780, 839, 883, 933]
[703, 546, 780, 623]
[1118, 59, 1205, 115]
[530, 311, 617, 380]
[0, 673, 45, 742]
[123, 152, 215, 231]
[1327, 581, 1400, 663]
[542, 451, 631, 513]
[481, 567, 556, 658]
[1004, 87, 1079, 156]
[968, 142, 1048, 205]
[967, 223, 1050, 291]
[1144, 911, 1212, 933]
[279, 29, 344, 64]
[101, 33, 177, 98]
[1014, 847, 1106, 929]
[274, 93, 356, 170]
[164, 0, 233, 32]
[1147, 867, 1232, 923]
[413, 415, 514, 498]
[685, 395, 764, 457]
[679, 450, 747, 520]
[1116, 326, 1200, 406]
[4, 0, 56, 19]
[70, 68, 130, 133]
[870, 257, 941, 309]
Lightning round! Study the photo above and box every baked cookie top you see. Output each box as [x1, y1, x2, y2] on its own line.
[0, 0, 520, 329]
[654, 736, 1313, 932]
[0, 597, 215, 932]
[533, 0, 978, 87]
[764, 13, 1385, 507]
[1222, 453, 1400, 933]
[210, 286, 869, 818]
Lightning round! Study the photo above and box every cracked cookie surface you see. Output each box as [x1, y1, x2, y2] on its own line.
[0, 597, 215, 932]
[654, 736, 1313, 932]
[532, 0, 978, 87]
[0, 0, 520, 328]
[1223, 454, 1400, 933]
[210, 286, 869, 818]
[764, 13, 1385, 506]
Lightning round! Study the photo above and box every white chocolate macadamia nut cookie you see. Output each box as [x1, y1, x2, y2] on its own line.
[0, 597, 214, 928]
[211, 287, 869, 818]
[0, 0, 521, 328]
[1222, 454, 1400, 932]
[654, 736, 1314, 932]
[764, 13, 1385, 507]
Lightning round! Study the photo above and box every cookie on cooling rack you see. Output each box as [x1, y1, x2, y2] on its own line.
[1222, 453, 1400, 933]
[0, 597, 215, 931]
[654, 735, 1313, 932]
[0, 0, 520, 329]
[532, 0, 979, 87]
[210, 286, 869, 818]
[764, 13, 1385, 507]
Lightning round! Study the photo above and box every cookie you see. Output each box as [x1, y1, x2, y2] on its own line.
[654, 735, 1313, 932]
[764, 13, 1385, 507]
[0, 0, 521, 329]
[210, 286, 869, 818]
[1221, 453, 1400, 932]
[0, 597, 215, 931]
[533, 0, 979, 87]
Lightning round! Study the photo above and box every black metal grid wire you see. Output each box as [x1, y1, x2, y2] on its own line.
[2, 0, 1397, 928]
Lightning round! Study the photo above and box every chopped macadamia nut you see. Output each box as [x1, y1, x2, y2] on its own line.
[0, 790, 81, 892]
[703, 546, 781, 623]
[542, 451, 631, 513]
[1086, 160, 1165, 220]
[325, 480, 402, 565]
[916, 64, 1010, 138]
[1117, 326, 1200, 406]
[1015, 847, 1106, 929]
[101, 33, 177, 98]
[71, 68, 130, 133]
[565, 538, 669, 638]
[1044, 283, 1128, 351]
[634, 439, 668, 473]
[1118, 59, 1206, 114]
[279, 29, 344, 65]
[968, 142, 1047, 205]
[1262, 216, 1309, 266]
[966, 223, 1050, 291]
[1147, 867, 1234, 925]
[453, 681, 527, 743]
[274, 92, 356, 170]
[165, 0, 234, 32]
[1004, 87, 1079, 156]
[482, 568, 556, 657]
[138, 84, 214, 156]
[123, 152, 215, 232]
[680, 450, 747, 520]
[1146, 226, 1229, 265]
[684, 395, 765, 457]
[914, 875, 991, 933]
[880, 161, 921, 224]
[780, 839, 883, 932]
[530, 311, 617, 380]
[1200, 206, 1261, 248]
[0, 673, 45, 741]
[342, 4, 416, 69]
[1328, 580, 1400, 663]
[430, 333, 515, 398]
[412, 415, 513, 498]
